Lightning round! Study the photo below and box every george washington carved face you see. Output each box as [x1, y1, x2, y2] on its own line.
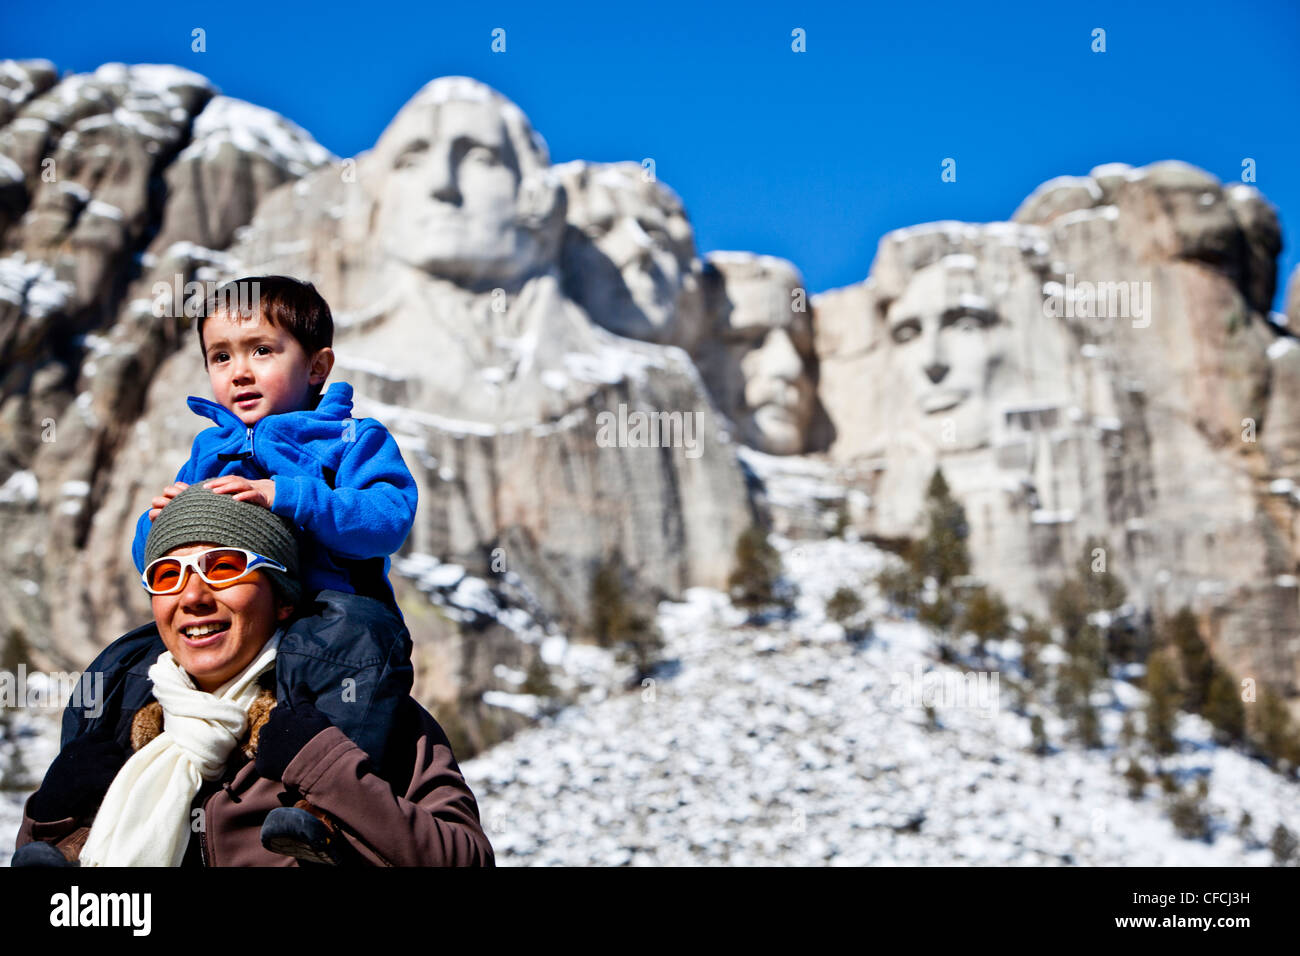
[371, 78, 563, 289]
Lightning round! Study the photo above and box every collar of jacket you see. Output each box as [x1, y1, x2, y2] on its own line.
[130, 683, 276, 758]
[184, 382, 355, 456]
[185, 381, 355, 433]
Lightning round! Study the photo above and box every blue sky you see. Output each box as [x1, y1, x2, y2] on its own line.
[4, 0, 1298, 309]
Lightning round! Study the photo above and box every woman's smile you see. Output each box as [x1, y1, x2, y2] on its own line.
[178, 620, 231, 647]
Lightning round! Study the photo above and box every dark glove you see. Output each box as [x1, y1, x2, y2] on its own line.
[27, 731, 128, 822]
[255, 683, 335, 781]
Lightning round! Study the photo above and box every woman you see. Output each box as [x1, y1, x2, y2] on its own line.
[14, 484, 493, 866]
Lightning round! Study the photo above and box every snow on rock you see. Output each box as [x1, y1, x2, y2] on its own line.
[0, 470, 39, 505]
[1268, 336, 1298, 360]
[462, 535, 1300, 865]
[0, 154, 23, 184]
[179, 95, 336, 176]
[0, 254, 74, 318]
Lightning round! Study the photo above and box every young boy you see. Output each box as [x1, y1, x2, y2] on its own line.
[126, 274, 418, 861]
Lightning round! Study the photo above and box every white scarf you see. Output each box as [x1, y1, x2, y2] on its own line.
[80, 634, 280, 867]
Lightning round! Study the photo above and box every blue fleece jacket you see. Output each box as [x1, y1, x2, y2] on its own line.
[130, 381, 417, 603]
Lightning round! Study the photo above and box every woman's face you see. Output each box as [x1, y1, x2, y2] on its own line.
[151, 543, 293, 693]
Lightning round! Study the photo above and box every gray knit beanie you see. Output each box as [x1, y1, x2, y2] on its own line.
[144, 483, 302, 607]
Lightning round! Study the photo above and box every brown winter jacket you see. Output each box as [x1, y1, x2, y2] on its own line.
[16, 687, 495, 867]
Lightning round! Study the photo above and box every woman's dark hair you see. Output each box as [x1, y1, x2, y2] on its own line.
[198, 275, 334, 398]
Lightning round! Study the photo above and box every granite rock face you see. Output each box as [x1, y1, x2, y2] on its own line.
[197, 76, 753, 630]
[4, 62, 1300, 742]
[815, 161, 1299, 697]
[0, 68, 752, 742]
[0, 63, 334, 669]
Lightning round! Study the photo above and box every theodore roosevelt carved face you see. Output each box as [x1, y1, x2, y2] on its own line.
[699, 254, 815, 455]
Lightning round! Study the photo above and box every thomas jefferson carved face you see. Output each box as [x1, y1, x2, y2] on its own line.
[372, 79, 562, 288]
[558, 162, 704, 348]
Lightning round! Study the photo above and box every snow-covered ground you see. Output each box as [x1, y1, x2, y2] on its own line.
[5, 534, 1299, 866]
[0, 705, 61, 867]
[462, 535, 1300, 865]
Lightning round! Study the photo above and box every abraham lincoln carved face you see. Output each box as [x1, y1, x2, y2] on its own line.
[885, 257, 1009, 447]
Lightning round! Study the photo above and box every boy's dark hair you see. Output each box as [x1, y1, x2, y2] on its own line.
[198, 275, 334, 399]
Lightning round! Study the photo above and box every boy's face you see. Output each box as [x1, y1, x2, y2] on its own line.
[202, 311, 333, 426]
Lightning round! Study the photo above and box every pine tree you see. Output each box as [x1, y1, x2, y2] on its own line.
[1119, 710, 1137, 751]
[520, 655, 558, 698]
[1049, 577, 1106, 748]
[826, 586, 864, 626]
[1236, 811, 1256, 848]
[590, 551, 665, 679]
[1076, 700, 1103, 749]
[617, 610, 664, 684]
[923, 703, 939, 731]
[1006, 674, 1032, 715]
[1249, 684, 1300, 773]
[876, 562, 920, 613]
[1123, 759, 1148, 799]
[1144, 651, 1181, 756]
[911, 468, 971, 589]
[1167, 608, 1213, 713]
[1053, 653, 1103, 751]
[918, 590, 956, 633]
[1051, 579, 1088, 641]
[1270, 824, 1297, 866]
[1167, 778, 1212, 842]
[1020, 618, 1051, 688]
[1029, 714, 1049, 755]
[727, 527, 785, 611]
[1054, 657, 1081, 718]
[958, 587, 1009, 660]
[1204, 666, 1246, 745]
[1052, 540, 1133, 671]
[1157, 771, 1179, 796]
[590, 551, 630, 648]
[826, 586, 868, 643]
[1077, 536, 1127, 612]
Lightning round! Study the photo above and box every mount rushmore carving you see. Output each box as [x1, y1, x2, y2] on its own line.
[2, 61, 1299, 727]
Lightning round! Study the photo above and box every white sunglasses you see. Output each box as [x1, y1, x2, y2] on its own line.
[141, 547, 287, 595]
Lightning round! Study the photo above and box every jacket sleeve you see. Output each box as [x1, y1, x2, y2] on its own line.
[130, 457, 201, 574]
[15, 797, 92, 863]
[269, 421, 417, 560]
[282, 710, 494, 867]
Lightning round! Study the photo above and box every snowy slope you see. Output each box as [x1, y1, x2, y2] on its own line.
[4, 533, 1298, 866]
[0, 705, 61, 867]
[462, 535, 1300, 865]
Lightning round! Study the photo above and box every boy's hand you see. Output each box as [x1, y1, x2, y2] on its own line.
[202, 476, 276, 510]
[148, 481, 189, 521]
